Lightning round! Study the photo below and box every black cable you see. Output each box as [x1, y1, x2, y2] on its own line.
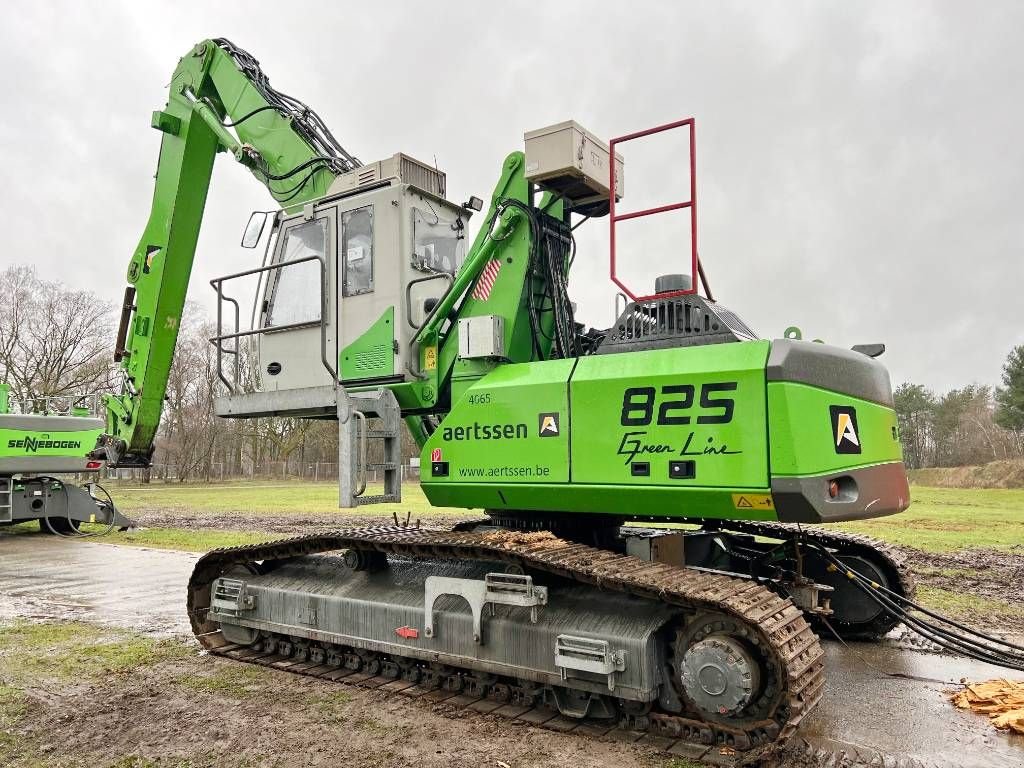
[221, 104, 278, 127]
[266, 165, 324, 202]
[862, 568, 1024, 654]
[258, 155, 338, 182]
[810, 544, 1024, 671]
[271, 170, 319, 204]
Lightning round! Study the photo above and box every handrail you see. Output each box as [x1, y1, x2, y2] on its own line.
[5, 392, 105, 417]
[405, 272, 454, 330]
[209, 253, 335, 393]
[213, 293, 241, 391]
[352, 410, 368, 497]
[609, 117, 697, 303]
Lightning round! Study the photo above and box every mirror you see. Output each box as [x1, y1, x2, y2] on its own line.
[240, 211, 268, 248]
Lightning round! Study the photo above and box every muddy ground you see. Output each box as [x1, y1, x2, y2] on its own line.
[136, 508, 480, 536]
[7, 651, 677, 768]
[3, 527, 1024, 768]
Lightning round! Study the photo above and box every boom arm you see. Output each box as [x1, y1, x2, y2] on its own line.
[100, 38, 359, 466]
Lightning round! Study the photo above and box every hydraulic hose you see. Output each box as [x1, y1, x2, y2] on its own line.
[809, 542, 1024, 672]
[37, 476, 119, 539]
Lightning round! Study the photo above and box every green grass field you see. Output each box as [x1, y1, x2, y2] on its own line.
[109, 480, 461, 517]
[838, 486, 1024, 551]
[5, 483, 1022, 555]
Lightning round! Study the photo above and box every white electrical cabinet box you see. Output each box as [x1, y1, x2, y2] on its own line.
[458, 315, 505, 359]
[524, 120, 625, 212]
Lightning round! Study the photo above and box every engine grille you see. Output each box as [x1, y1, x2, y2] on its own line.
[597, 294, 758, 354]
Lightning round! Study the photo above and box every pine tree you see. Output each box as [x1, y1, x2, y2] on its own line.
[994, 345, 1024, 454]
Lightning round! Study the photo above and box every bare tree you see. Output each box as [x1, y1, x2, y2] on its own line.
[157, 306, 225, 481]
[0, 266, 114, 400]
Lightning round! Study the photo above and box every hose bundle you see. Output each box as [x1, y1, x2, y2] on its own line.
[489, 198, 578, 360]
[810, 543, 1024, 672]
[211, 38, 362, 202]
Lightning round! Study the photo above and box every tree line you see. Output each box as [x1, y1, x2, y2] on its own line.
[0, 266, 368, 481]
[2, 266, 1023, 479]
[895, 349, 1024, 469]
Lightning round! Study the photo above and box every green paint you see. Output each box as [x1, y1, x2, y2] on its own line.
[0, 384, 8, 415]
[570, 343, 770, 489]
[421, 339, 904, 522]
[422, 481, 778, 521]
[422, 359, 575, 485]
[767, 381, 902, 476]
[0, 426, 103, 461]
[340, 307, 395, 381]
[422, 342, 775, 519]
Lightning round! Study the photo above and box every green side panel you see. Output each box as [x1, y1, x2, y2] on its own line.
[767, 381, 903, 476]
[0, 427, 102, 460]
[421, 359, 574, 485]
[570, 342, 771, 490]
[339, 307, 395, 381]
[419, 342, 777, 521]
[420, 482, 778, 521]
[0, 384, 8, 414]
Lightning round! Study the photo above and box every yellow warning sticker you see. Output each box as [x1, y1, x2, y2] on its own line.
[423, 346, 437, 371]
[732, 493, 775, 511]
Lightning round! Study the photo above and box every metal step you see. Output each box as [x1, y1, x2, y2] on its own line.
[341, 387, 402, 508]
[0, 477, 12, 524]
[354, 494, 401, 506]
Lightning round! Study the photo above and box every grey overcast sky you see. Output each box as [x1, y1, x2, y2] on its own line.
[1, 1, 1020, 392]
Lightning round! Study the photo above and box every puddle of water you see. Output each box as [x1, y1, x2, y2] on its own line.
[803, 643, 1024, 767]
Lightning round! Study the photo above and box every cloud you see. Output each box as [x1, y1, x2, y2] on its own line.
[1, 1, 1019, 392]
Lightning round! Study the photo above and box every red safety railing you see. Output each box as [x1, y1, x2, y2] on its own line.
[609, 117, 697, 302]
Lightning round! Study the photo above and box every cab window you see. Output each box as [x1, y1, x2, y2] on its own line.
[412, 206, 465, 274]
[342, 206, 373, 296]
[267, 219, 326, 326]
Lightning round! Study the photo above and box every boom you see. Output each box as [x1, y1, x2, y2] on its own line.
[100, 38, 359, 466]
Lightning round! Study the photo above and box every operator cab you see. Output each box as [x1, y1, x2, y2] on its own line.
[222, 154, 472, 397]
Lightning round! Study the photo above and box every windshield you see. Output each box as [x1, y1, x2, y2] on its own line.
[267, 218, 327, 326]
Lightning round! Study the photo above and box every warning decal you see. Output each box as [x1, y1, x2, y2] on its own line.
[731, 493, 775, 511]
[471, 258, 502, 301]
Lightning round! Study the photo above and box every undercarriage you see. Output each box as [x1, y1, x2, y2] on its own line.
[187, 518, 912, 760]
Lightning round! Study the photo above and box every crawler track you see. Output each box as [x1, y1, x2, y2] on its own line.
[187, 526, 825, 762]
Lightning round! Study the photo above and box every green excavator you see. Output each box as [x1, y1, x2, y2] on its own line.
[94, 38, 918, 759]
[0, 383, 132, 535]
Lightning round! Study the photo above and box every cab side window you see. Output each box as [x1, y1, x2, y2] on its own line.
[342, 206, 373, 296]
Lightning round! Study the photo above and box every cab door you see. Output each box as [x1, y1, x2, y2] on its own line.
[258, 208, 337, 391]
[337, 190, 399, 383]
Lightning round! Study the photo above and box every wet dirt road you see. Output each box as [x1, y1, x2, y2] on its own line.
[1, 534, 1022, 768]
